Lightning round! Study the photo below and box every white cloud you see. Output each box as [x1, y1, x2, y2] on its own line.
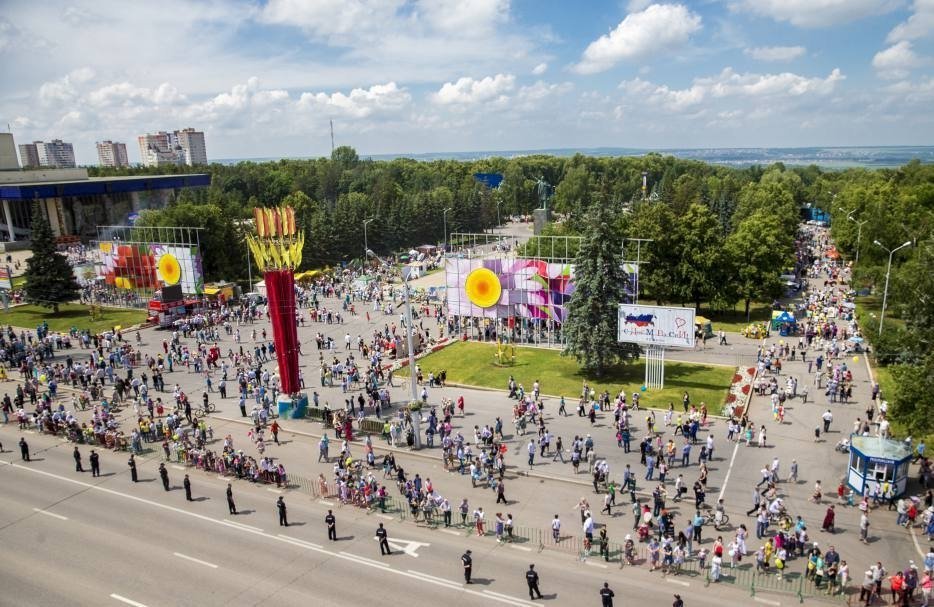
[733, 0, 898, 27]
[745, 46, 807, 62]
[38, 67, 96, 106]
[298, 82, 410, 118]
[872, 41, 922, 79]
[416, 0, 509, 36]
[532, 62, 548, 75]
[260, 0, 404, 40]
[887, 0, 934, 42]
[574, 4, 702, 74]
[432, 74, 515, 105]
[626, 0, 654, 11]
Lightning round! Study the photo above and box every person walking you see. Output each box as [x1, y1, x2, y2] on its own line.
[159, 463, 170, 491]
[73, 446, 84, 472]
[746, 488, 761, 516]
[226, 484, 237, 514]
[462, 550, 473, 583]
[277, 496, 288, 526]
[526, 564, 544, 600]
[497, 481, 507, 504]
[271, 420, 280, 445]
[183, 474, 193, 501]
[600, 582, 615, 607]
[89, 450, 100, 477]
[376, 522, 391, 555]
[19, 437, 29, 461]
[325, 510, 337, 541]
[822, 409, 833, 434]
[128, 454, 138, 482]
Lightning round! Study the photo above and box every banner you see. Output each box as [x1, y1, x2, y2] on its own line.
[618, 304, 696, 348]
[0, 267, 11, 290]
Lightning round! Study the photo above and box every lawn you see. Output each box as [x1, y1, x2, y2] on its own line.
[0, 303, 147, 334]
[407, 341, 734, 410]
[854, 294, 906, 334]
[703, 302, 773, 333]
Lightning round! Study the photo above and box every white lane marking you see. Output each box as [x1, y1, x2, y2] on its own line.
[173, 552, 219, 569]
[32, 507, 68, 521]
[110, 594, 148, 607]
[386, 538, 430, 558]
[666, 579, 690, 587]
[753, 598, 781, 606]
[483, 589, 537, 607]
[718, 439, 741, 501]
[222, 519, 263, 532]
[909, 526, 926, 557]
[376, 513, 393, 520]
[2, 460, 537, 607]
[508, 545, 533, 552]
[406, 569, 462, 589]
[585, 561, 608, 569]
[317, 500, 334, 506]
[267, 488, 282, 494]
[338, 551, 391, 568]
[439, 528, 462, 536]
[276, 534, 322, 549]
[171, 465, 185, 470]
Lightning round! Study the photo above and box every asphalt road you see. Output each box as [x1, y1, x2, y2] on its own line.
[0, 434, 737, 607]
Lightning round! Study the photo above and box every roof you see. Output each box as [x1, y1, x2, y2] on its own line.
[850, 435, 912, 461]
[0, 173, 211, 200]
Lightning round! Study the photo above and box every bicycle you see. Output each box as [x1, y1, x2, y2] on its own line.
[196, 402, 216, 417]
[703, 511, 730, 529]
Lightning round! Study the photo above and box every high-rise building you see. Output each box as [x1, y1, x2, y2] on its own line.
[18, 142, 40, 168]
[19, 140, 76, 168]
[137, 128, 207, 167]
[175, 128, 207, 165]
[96, 140, 129, 168]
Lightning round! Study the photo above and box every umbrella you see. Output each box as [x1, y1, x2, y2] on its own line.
[847, 336, 864, 343]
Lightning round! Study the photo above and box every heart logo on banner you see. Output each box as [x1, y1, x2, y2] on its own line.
[675, 317, 686, 328]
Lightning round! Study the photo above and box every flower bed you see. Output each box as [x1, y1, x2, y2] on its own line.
[723, 364, 756, 416]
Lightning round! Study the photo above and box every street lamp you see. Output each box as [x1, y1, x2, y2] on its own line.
[442, 208, 452, 252]
[367, 248, 421, 449]
[847, 216, 868, 265]
[873, 239, 912, 336]
[494, 200, 502, 231]
[363, 218, 375, 261]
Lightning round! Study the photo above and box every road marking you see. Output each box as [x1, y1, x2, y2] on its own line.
[1, 460, 542, 607]
[666, 578, 690, 587]
[338, 551, 390, 568]
[110, 594, 148, 607]
[909, 526, 925, 557]
[508, 544, 533, 552]
[585, 561, 608, 569]
[171, 465, 185, 470]
[267, 488, 282, 494]
[718, 438, 741, 501]
[386, 538, 430, 558]
[406, 569, 461, 589]
[173, 552, 219, 569]
[32, 507, 68, 521]
[483, 589, 537, 607]
[439, 528, 462, 536]
[223, 519, 263, 532]
[317, 499, 334, 506]
[277, 534, 322, 549]
[376, 513, 394, 520]
[753, 598, 781, 606]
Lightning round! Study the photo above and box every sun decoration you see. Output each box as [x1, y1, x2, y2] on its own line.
[158, 253, 182, 285]
[465, 267, 502, 308]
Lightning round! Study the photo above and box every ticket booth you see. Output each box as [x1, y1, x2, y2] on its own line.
[846, 435, 912, 497]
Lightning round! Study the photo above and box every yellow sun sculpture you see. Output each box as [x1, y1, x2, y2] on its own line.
[465, 267, 502, 308]
[158, 253, 182, 285]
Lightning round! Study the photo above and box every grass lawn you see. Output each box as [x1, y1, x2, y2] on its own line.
[703, 302, 773, 333]
[0, 303, 147, 334]
[855, 295, 906, 334]
[407, 341, 734, 410]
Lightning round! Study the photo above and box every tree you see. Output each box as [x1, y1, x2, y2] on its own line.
[671, 203, 724, 310]
[724, 210, 795, 318]
[22, 200, 80, 313]
[890, 354, 934, 436]
[563, 203, 639, 376]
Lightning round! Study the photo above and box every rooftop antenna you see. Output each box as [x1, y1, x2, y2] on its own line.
[330, 119, 335, 154]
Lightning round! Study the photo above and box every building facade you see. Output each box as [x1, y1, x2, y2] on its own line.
[96, 140, 129, 168]
[138, 128, 207, 167]
[35, 140, 77, 168]
[175, 128, 207, 165]
[18, 143, 41, 168]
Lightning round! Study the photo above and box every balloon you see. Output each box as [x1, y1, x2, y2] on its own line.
[641, 385, 647, 392]
[853, 356, 859, 363]
[779, 340, 784, 345]
[39, 374, 47, 383]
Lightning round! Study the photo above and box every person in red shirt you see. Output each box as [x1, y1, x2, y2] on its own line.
[270, 420, 280, 445]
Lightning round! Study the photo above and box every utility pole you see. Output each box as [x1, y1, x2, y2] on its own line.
[330, 120, 335, 154]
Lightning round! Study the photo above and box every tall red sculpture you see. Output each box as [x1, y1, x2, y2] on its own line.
[248, 206, 304, 395]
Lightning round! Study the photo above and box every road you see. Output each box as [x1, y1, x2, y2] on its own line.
[0, 435, 735, 607]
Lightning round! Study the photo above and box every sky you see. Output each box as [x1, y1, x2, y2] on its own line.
[1, 0, 932, 165]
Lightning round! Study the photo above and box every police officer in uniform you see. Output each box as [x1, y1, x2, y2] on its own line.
[183, 474, 193, 501]
[128, 454, 138, 482]
[600, 582, 615, 607]
[462, 550, 473, 583]
[277, 496, 288, 526]
[19, 437, 30, 461]
[73, 446, 84, 472]
[325, 510, 337, 540]
[226, 484, 237, 514]
[376, 522, 391, 555]
[89, 450, 100, 477]
[159, 463, 170, 491]
[526, 564, 543, 600]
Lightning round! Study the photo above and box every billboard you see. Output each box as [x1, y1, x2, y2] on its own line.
[446, 258, 575, 322]
[618, 304, 696, 348]
[97, 242, 204, 295]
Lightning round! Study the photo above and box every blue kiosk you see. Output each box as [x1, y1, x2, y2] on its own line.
[846, 435, 912, 497]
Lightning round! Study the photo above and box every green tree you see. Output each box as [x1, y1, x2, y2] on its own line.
[724, 210, 795, 318]
[563, 203, 639, 376]
[890, 354, 934, 436]
[671, 203, 724, 310]
[22, 200, 80, 313]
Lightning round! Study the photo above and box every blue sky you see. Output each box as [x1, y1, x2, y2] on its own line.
[1, 0, 931, 164]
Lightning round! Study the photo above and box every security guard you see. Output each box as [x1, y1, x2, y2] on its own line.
[461, 550, 473, 583]
[277, 496, 288, 526]
[89, 450, 100, 477]
[127, 454, 138, 482]
[159, 463, 170, 491]
[226, 484, 237, 514]
[376, 522, 391, 555]
[526, 564, 543, 600]
[183, 474, 193, 501]
[600, 582, 615, 607]
[325, 510, 337, 541]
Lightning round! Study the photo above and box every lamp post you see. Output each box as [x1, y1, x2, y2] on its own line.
[442, 208, 452, 252]
[873, 239, 912, 336]
[495, 200, 502, 232]
[363, 218, 375, 261]
[367, 248, 421, 449]
[847, 216, 868, 265]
